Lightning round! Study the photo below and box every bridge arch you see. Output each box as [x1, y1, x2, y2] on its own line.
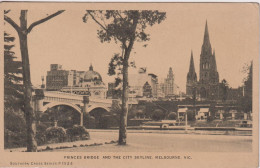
[88, 105, 110, 113]
[88, 107, 110, 129]
[42, 102, 82, 114]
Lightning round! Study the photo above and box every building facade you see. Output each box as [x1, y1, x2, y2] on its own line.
[128, 67, 158, 98]
[46, 64, 69, 91]
[158, 67, 175, 98]
[46, 64, 107, 99]
[60, 64, 107, 99]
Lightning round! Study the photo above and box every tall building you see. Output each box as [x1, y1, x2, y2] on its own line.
[160, 67, 175, 98]
[186, 21, 220, 100]
[46, 64, 69, 91]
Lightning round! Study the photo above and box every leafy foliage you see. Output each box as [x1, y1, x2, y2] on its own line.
[4, 32, 23, 110]
[219, 79, 229, 102]
[35, 123, 48, 145]
[40, 106, 81, 129]
[168, 112, 177, 120]
[4, 108, 27, 148]
[151, 109, 165, 121]
[45, 126, 66, 143]
[239, 61, 252, 113]
[67, 125, 90, 141]
[4, 33, 25, 148]
[83, 10, 166, 86]
[83, 10, 166, 43]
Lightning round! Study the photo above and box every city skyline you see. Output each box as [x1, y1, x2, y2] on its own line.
[4, 3, 257, 92]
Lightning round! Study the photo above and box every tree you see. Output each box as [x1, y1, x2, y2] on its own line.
[4, 10, 64, 152]
[240, 61, 252, 115]
[151, 109, 165, 121]
[220, 79, 229, 102]
[168, 112, 177, 120]
[83, 10, 166, 145]
[4, 32, 25, 149]
[4, 32, 23, 110]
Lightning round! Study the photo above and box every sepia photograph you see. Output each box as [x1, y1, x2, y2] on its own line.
[1, 2, 259, 168]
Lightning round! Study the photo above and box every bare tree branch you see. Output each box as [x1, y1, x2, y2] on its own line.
[4, 10, 11, 14]
[27, 10, 65, 33]
[116, 11, 124, 19]
[87, 11, 108, 31]
[4, 15, 21, 33]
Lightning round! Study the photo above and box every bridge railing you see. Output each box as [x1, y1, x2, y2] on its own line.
[43, 91, 113, 105]
[44, 91, 83, 100]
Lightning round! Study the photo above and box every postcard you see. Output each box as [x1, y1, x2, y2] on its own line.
[1, 2, 259, 168]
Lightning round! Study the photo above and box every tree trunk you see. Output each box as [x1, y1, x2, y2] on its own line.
[118, 14, 138, 145]
[19, 10, 37, 152]
[118, 54, 129, 145]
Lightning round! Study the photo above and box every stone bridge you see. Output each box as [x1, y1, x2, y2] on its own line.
[33, 89, 114, 126]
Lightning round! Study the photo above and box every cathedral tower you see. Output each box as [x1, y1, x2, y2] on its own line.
[186, 51, 197, 96]
[198, 21, 219, 99]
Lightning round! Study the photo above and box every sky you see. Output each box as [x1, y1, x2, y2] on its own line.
[4, 3, 258, 92]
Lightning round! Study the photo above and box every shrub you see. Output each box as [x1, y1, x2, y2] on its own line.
[45, 126, 66, 143]
[99, 114, 119, 129]
[4, 108, 27, 148]
[168, 112, 177, 120]
[151, 109, 165, 121]
[84, 114, 96, 129]
[4, 128, 27, 148]
[67, 125, 90, 142]
[207, 116, 214, 122]
[187, 111, 196, 121]
[36, 122, 48, 145]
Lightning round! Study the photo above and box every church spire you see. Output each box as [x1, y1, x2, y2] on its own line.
[186, 50, 197, 96]
[212, 49, 217, 71]
[89, 64, 93, 71]
[202, 20, 212, 54]
[189, 50, 196, 73]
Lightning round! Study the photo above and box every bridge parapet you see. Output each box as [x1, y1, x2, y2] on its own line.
[89, 98, 113, 104]
[44, 91, 83, 100]
[43, 91, 83, 104]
